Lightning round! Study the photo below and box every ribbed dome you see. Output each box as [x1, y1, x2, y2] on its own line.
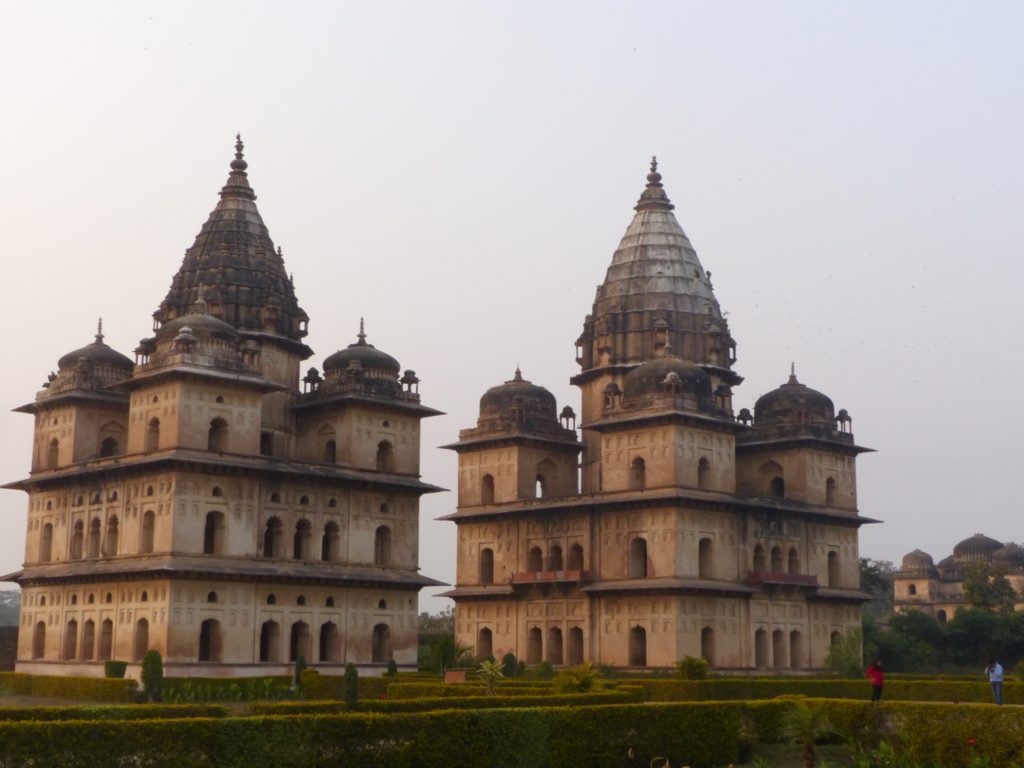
[476, 368, 561, 434]
[900, 549, 935, 570]
[155, 313, 239, 343]
[323, 323, 400, 375]
[57, 326, 134, 372]
[993, 544, 1024, 566]
[623, 354, 711, 397]
[755, 368, 835, 425]
[953, 533, 1004, 563]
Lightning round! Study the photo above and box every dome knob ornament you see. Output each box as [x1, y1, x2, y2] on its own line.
[231, 133, 248, 172]
[635, 154, 675, 212]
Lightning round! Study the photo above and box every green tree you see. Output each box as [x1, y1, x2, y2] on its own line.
[859, 558, 894, 620]
[780, 700, 839, 768]
[963, 562, 1018, 613]
[140, 650, 164, 702]
[500, 652, 519, 677]
[343, 662, 359, 708]
[554, 661, 601, 693]
[824, 626, 864, 677]
[476, 659, 504, 694]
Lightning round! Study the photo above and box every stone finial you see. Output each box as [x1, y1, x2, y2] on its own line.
[357, 317, 366, 345]
[231, 133, 247, 172]
[635, 155, 675, 213]
[95, 318, 104, 344]
[513, 366, 523, 382]
[788, 362, 799, 385]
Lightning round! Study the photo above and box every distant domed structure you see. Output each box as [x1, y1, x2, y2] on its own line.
[952, 533, 1004, 563]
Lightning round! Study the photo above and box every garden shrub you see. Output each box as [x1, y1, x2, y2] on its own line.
[104, 660, 128, 679]
[162, 676, 291, 702]
[386, 682, 554, 699]
[0, 672, 136, 702]
[141, 650, 164, 702]
[675, 655, 709, 680]
[0, 704, 227, 721]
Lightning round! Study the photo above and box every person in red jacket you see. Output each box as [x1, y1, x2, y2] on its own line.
[866, 659, 884, 703]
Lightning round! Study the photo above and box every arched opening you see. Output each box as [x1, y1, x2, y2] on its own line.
[628, 537, 648, 578]
[697, 457, 711, 490]
[140, 590, 149, 602]
[628, 626, 647, 667]
[759, 460, 785, 498]
[260, 431, 274, 456]
[830, 631, 841, 648]
[82, 620, 95, 660]
[263, 517, 283, 558]
[290, 621, 311, 662]
[479, 548, 494, 584]
[755, 628, 768, 667]
[140, 511, 155, 554]
[753, 544, 766, 572]
[371, 623, 392, 663]
[700, 626, 715, 666]
[375, 441, 395, 472]
[567, 627, 584, 665]
[547, 543, 564, 571]
[770, 546, 783, 574]
[936, 609, 948, 624]
[46, 438, 59, 469]
[63, 619, 78, 660]
[323, 439, 336, 464]
[40, 523, 53, 562]
[206, 591, 217, 603]
[259, 621, 281, 662]
[145, 419, 160, 452]
[769, 477, 785, 498]
[32, 622, 46, 659]
[827, 551, 840, 588]
[326, 596, 335, 607]
[698, 538, 714, 579]
[374, 525, 392, 566]
[296, 595, 306, 606]
[104, 592, 113, 604]
[527, 546, 543, 572]
[772, 629, 786, 669]
[908, 583, 917, 596]
[536, 459, 556, 499]
[547, 627, 563, 665]
[567, 543, 584, 571]
[789, 630, 803, 669]
[293, 519, 312, 560]
[70, 521, 84, 559]
[321, 522, 340, 562]
[88, 518, 101, 558]
[787, 547, 800, 575]
[211, 486, 223, 498]
[319, 622, 339, 663]
[203, 511, 225, 555]
[266, 594, 277, 605]
[199, 619, 222, 662]
[629, 457, 646, 491]
[825, 476, 837, 506]
[478, 627, 493, 661]
[527, 627, 542, 664]
[133, 618, 149, 662]
[208, 417, 228, 452]
[104, 516, 119, 557]
[99, 437, 119, 458]
[480, 474, 495, 505]
[98, 619, 113, 660]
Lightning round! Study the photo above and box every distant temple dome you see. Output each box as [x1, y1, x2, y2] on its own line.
[754, 367, 836, 429]
[477, 368, 558, 430]
[323, 323, 400, 376]
[622, 352, 711, 401]
[952, 533, 1003, 563]
[993, 544, 1024, 566]
[155, 313, 239, 343]
[57, 323, 134, 372]
[900, 549, 935, 570]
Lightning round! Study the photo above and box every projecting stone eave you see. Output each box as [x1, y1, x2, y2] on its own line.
[116, 364, 287, 394]
[14, 389, 130, 414]
[580, 577, 757, 597]
[438, 585, 516, 600]
[237, 330, 314, 361]
[440, 431, 582, 454]
[581, 408, 741, 435]
[293, 393, 444, 419]
[736, 436, 874, 457]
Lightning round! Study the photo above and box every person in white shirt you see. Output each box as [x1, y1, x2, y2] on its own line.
[986, 658, 1004, 705]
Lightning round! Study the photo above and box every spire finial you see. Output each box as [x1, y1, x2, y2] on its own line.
[357, 317, 366, 344]
[95, 317, 104, 343]
[635, 154, 674, 212]
[513, 365, 523, 382]
[230, 133, 248, 173]
[650, 155, 658, 174]
[788, 362, 799, 385]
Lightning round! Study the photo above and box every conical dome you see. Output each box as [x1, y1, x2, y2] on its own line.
[575, 158, 736, 375]
[154, 136, 310, 354]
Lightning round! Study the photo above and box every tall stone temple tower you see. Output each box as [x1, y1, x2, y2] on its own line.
[4, 138, 442, 677]
[443, 160, 874, 670]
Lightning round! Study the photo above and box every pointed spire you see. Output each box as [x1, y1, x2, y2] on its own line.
[231, 133, 247, 172]
[220, 133, 256, 201]
[788, 362, 799, 385]
[634, 155, 675, 213]
[357, 317, 366, 345]
[95, 318, 104, 344]
[513, 365, 523, 382]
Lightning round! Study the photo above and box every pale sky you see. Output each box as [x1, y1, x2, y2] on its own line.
[1, 2, 1022, 613]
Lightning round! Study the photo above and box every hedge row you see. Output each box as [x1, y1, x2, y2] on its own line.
[385, 682, 556, 699]
[0, 672, 137, 703]
[249, 689, 644, 715]
[0, 704, 228, 722]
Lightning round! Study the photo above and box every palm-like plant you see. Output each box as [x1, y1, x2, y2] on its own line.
[780, 700, 839, 768]
[476, 659, 504, 694]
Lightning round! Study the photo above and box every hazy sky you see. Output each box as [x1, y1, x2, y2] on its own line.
[1, 2, 1022, 613]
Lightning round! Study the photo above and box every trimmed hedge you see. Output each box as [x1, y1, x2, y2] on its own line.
[0, 704, 228, 721]
[162, 676, 292, 702]
[385, 682, 556, 699]
[298, 671, 390, 701]
[0, 672, 137, 702]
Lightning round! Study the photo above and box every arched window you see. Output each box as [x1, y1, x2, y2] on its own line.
[99, 437, 119, 458]
[936, 609, 947, 624]
[321, 522, 340, 562]
[548, 543, 564, 571]
[140, 590, 149, 602]
[755, 628, 768, 667]
[211, 486, 223, 497]
[206, 591, 217, 603]
[133, 618, 149, 662]
[628, 626, 647, 666]
[37, 531, 59, 569]
[32, 621, 46, 660]
[290, 621, 311, 662]
[203, 511, 225, 555]
[536, 459, 556, 499]
[629, 537, 648, 578]
[199, 619, 222, 662]
[82, 620, 95, 660]
[70, 521, 84, 560]
[46, 439, 59, 469]
[760, 460, 784, 497]
[567, 627, 584, 666]
[260, 621, 281, 662]
[629, 457, 646, 491]
[378, 599, 387, 609]
[260, 432, 274, 456]
[319, 622, 339, 663]
[140, 510, 155, 554]
[326, 596, 335, 607]
[700, 626, 715, 666]
[375, 441, 395, 472]
[299, 496, 309, 506]
[825, 477, 837, 506]
[772, 629, 786, 669]
[293, 519, 312, 560]
[479, 547, 494, 584]
[480, 474, 495, 505]
[697, 457, 711, 490]
[753, 544, 766, 572]
[374, 526, 392, 566]
[104, 516, 119, 557]
[830, 630, 841, 648]
[766, 545, 782, 574]
[88, 518, 101, 558]
[323, 439, 336, 464]
[567, 543, 584, 571]
[145, 418, 160, 452]
[208, 417, 229, 452]
[547, 627, 563, 665]
[698, 538, 714, 579]
[263, 517, 283, 558]
[790, 630, 803, 669]
[827, 551, 840, 588]
[478, 627, 493, 661]
[104, 592, 113, 604]
[63, 619, 78, 660]
[527, 546, 543, 572]
[787, 547, 800, 575]
[769, 477, 785, 498]
[327, 498, 337, 508]
[908, 583, 917, 596]
[297, 595, 306, 606]
[266, 594, 277, 605]
[371, 623, 391, 663]
[146, 486, 154, 497]
[98, 619, 113, 660]
[527, 627, 542, 664]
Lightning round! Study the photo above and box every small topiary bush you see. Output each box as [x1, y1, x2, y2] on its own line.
[141, 650, 164, 702]
[104, 660, 128, 679]
[675, 655, 709, 680]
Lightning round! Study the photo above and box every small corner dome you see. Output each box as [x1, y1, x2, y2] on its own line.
[155, 313, 238, 343]
[323, 324, 400, 375]
[900, 549, 934, 570]
[993, 544, 1024, 566]
[57, 329, 134, 372]
[754, 368, 835, 426]
[622, 354, 711, 400]
[952, 533, 1004, 562]
[479, 369, 557, 421]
